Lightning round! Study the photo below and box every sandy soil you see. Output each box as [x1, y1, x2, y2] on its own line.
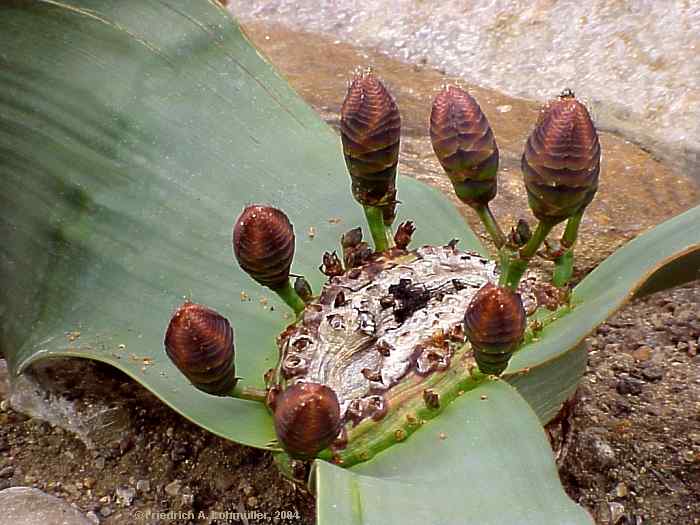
[1, 279, 698, 524]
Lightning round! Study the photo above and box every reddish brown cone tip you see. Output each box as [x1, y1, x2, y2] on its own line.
[522, 90, 601, 222]
[430, 85, 498, 170]
[233, 205, 295, 289]
[430, 85, 499, 206]
[465, 283, 526, 375]
[164, 302, 236, 395]
[341, 68, 401, 158]
[274, 382, 341, 458]
[340, 68, 401, 211]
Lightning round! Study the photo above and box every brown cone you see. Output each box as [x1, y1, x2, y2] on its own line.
[233, 205, 295, 290]
[522, 91, 601, 223]
[340, 69, 401, 222]
[274, 382, 341, 458]
[430, 85, 499, 207]
[164, 302, 237, 395]
[465, 283, 526, 375]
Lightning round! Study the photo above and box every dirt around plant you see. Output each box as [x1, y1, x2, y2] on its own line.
[560, 282, 700, 524]
[1, 280, 698, 524]
[0, 359, 315, 525]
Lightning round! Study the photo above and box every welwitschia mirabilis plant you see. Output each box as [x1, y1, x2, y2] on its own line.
[1, 2, 699, 524]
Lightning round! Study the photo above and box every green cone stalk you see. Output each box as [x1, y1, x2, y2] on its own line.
[430, 85, 505, 248]
[501, 90, 602, 288]
[293, 275, 313, 303]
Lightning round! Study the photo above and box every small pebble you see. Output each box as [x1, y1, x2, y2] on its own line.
[99, 506, 113, 518]
[595, 501, 611, 523]
[644, 404, 662, 416]
[583, 431, 616, 468]
[165, 479, 182, 497]
[115, 485, 135, 507]
[615, 482, 629, 498]
[0, 466, 14, 478]
[170, 443, 188, 462]
[641, 367, 664, 382]
[609, 501, 625, 524]
[616, 377, 643, 396]
[86, 510, 100, 524]
[681, 449, 699, 463]
[631, 345, 652, 361]
[182, 492, 195, 507]
[136, 479, 151, 494]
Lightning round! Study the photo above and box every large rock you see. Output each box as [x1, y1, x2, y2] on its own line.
[4, 358, 131, 451]
[230, 0, 700, 177]
[0, 487, 92, 525]
[225, 19, 700, 277]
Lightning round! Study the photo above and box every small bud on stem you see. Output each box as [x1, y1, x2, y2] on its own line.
[465, 283, 526, 375]
[394, 221, 415, 250]
[233, 205, 305, 314]
[164, 302, 237, 395]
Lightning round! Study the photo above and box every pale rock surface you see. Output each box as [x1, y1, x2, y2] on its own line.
[0, 487, 92, 525]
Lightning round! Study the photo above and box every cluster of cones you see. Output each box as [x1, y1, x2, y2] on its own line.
[162, 68, 601, 459]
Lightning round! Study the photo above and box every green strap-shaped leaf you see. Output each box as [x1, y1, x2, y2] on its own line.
[506, 205, 700, 421]
[0, 0, 479, 449]
[314, 380, 593, 525]
[507, 204, 700, 376]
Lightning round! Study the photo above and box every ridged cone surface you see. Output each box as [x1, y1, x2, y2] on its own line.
[340, 70, 401, 212]
[164, 302, 236, 395]
[274, 382, 341, 458]
[522, 93, 601, 222]
[233, 205, 295, 289]
[464, 283, 526, 354]
[430, 85, 499, 206]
